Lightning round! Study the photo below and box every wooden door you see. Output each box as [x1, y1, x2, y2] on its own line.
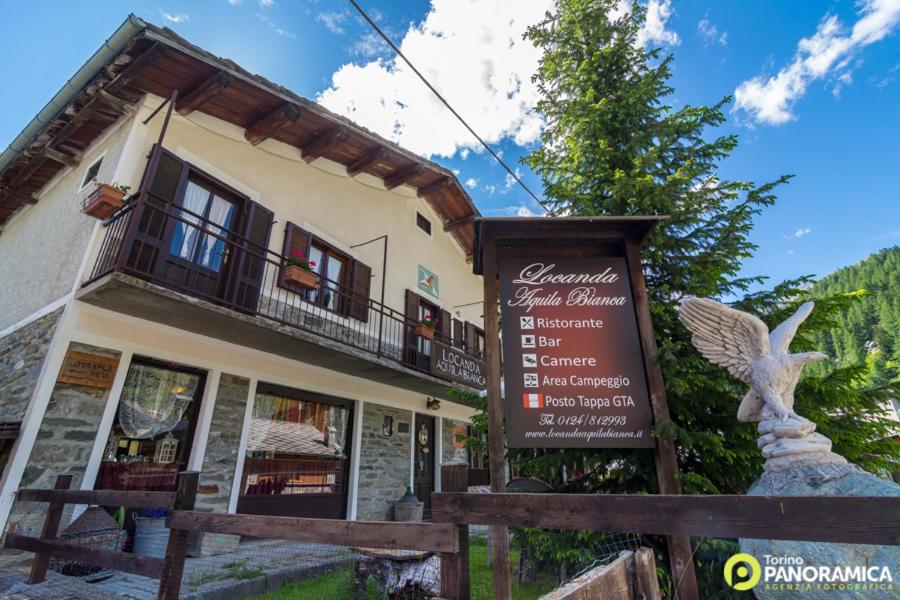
[413, 414, 436, 518]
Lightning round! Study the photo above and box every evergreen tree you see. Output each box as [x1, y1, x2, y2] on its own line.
[488, 0, 900, 592]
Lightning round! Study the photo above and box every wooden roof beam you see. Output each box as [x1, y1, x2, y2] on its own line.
[245, 104, 301, 145]
[0, 187, 38, 205]
[44, 147, 79, 168]
[11, 153, 48, 188]
[443, 215, 474, 232]
[301, 126, 350, 163]
[384, 163, 425, 190]
[176, 72, 233, 115]
[417, 176, 454, 198]
[106, 43, 166, 95]
[347, 146, 390, 177]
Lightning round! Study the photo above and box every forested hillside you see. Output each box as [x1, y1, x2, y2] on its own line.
[811, 246, 900, 385]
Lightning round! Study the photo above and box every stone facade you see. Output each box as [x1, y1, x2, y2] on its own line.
[0, 308, 64, 424]
[356, 403, 412, 521]
[441, 418, 469, 465]
[196, 374, 250, 512]
[7, 342, 121, 537]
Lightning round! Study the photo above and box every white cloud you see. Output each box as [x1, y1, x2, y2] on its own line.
[259, 0, 274, 7]
[255, 12, 295, 39]
[227, 0, 240, 6]
[786, 249, 796, 256]
[464, 177, 478, 189]
[784, 227, 812, 239]
[503, 168, 523, 193]
[697, 16, 727, 46]
[638, 0, 680, 47]
[318, 0, 678, 158]
[161, 11, 189, 24]
[734, 0, 900, 125]
[317, 10, 348, 35]
[484, 184, 497, 195]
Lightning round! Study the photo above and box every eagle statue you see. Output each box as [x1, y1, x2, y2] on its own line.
[678, 298, 827, 423]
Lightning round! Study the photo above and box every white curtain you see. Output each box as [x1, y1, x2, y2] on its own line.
[118, 364, 196, 439]
[198, 194, 233, 269]
[175, 182, 209, 261]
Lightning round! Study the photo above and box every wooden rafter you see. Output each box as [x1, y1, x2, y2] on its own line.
[417, 176, 453, 198]
[44, 147, 79, 168]
[245, 104, 301, 145]
[443, 215, 474, 232]
[384, 163, 425, 190]
[0, 186, 38, 205]
[106, 43, 166, 95]
[175, 72, 233, 115]
[347, 146, 390, 177]
[96, 90, 137, 117]
[301, 126, 350, 163]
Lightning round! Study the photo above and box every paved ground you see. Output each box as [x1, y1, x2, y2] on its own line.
[0, 540, 355, 600]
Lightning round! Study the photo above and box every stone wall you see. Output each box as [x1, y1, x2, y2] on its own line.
[0, 308, 64, 424]
[441, 417, 469, 465]
[356, 402, 412, 521]
[196, 374, 250, 512]
[7, 342, 121, 537]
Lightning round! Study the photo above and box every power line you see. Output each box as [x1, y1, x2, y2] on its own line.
[348, 0, 547, 211]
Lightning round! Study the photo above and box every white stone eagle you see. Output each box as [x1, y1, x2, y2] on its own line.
[678, 298, 827, 422]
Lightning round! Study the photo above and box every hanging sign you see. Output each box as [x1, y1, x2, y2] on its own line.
[57, 350, 120, 389]
[499, 256, 654, 448]
[430, 340, 487, 388]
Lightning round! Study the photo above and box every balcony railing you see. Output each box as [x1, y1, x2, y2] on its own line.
[84, 190, 484, 387]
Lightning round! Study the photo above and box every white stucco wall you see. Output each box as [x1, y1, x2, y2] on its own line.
[0, 115, 136, 331]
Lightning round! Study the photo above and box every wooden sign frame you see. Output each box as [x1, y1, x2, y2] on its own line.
[473, 216, 699, 600]
[57, 350, 120, 389]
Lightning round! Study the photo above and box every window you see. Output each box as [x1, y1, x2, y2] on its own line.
[304, 241, 350, 312]
[80, 156, 103, 189]
[169, 178, 238, 273]
[417, 297, 440, 358]
[416, 212, 432, 235]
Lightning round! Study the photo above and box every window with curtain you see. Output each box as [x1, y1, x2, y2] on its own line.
[168, 179, 236, 273]
[302, 241, 348, 313]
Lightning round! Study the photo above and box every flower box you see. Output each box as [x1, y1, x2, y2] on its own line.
[284, 265, 319, 290]
[83, 184, 126, 219]
[414, 323, 436, 340]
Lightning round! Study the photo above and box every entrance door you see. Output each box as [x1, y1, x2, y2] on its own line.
[162, 177, 240, 301]
[413, 414, 436, 519]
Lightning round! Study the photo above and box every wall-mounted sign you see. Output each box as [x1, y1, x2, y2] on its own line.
[57, 350, 120, 389]
[430, 340, 487, 389]
[499, 256, 654, 448]
[417, 265, 439, 298]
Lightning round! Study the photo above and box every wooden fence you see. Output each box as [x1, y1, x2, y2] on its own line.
[6, 465, 899, 600]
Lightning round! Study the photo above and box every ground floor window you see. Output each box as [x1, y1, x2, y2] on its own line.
[237, 383, 353, 519]
[96, 358, 205, 492]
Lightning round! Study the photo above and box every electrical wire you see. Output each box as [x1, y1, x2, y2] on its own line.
[348, 0, 548, 212]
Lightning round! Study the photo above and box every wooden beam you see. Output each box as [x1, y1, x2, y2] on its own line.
[175, 71, 233, 115]
[384, 162, 425, 190]
[301, 126, 350, 163]
[5, 534, 165, 579]
[17, 487, 176, 509]
[443, 215, 474, 232]
[432, 493, 900, 546]
[347, 145, 390, 177]
[43, 147, 79, 168]
[167, 511, 459, 553]
[97, 89, 137, 117]
[106, 43, 166, 95]
[27, 474, 71, 584]
[417, 176, 453, 198]
[245, 103, 301, 145]
[11, 153, 48, 188]
[0, 187, 37, 205]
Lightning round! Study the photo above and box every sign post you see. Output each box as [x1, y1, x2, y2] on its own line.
[474, 217, 699, 600]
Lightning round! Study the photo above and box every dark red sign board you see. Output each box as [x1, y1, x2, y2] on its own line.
[499, 256, 654, 448]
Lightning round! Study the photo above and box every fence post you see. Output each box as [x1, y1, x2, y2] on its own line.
[157, 470, 199, 600]
[439, 464, 470, 600]
[27, 474, 73, 584]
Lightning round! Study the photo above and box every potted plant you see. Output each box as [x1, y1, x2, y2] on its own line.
[414, 315, 438, 340]
[83, 181, 131, 219]
[283, 250, 319, 290]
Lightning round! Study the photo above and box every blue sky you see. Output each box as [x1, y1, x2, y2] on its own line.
[2, 0, 898, 292]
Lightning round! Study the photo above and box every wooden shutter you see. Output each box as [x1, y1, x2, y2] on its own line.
[404, 289, 421, 365]
[452, 318, 464, 349]
[126, 148, 187, 276]
[347, 260, 372, 321]
[279, 222, 312, 290]
[440, 309, 452, 342]
[230, 201, 274, 313]
[464, 321, 478, 354]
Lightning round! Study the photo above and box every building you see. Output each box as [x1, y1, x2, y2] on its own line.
[0, 15, 486, 539]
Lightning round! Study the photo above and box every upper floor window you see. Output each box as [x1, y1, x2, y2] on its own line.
[306, 242, 350, 312]
[80, 156, 103, 190]
[416, 212, 432, 236]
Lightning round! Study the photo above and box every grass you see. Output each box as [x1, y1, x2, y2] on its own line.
[252, 539, 556, 600]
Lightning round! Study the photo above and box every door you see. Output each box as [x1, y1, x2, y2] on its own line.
[413, 414, 436, 518]
[162, 177, 241, 301]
